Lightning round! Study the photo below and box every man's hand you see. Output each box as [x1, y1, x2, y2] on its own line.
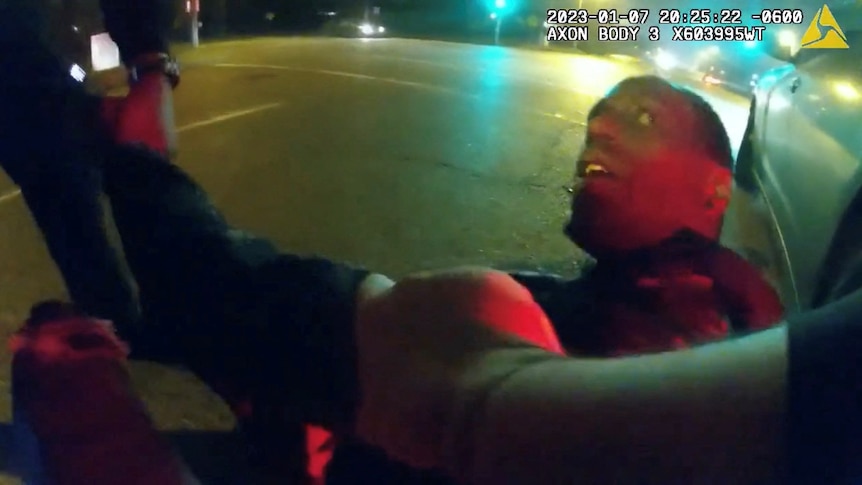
[354, 268, 563, 471]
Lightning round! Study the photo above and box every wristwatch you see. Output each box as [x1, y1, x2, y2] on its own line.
[128, 53, 181, 89]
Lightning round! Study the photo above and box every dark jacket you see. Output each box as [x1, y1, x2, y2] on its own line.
[100, 146, 782, 484]
[102, 146, 369, 483]
[512, 231, 784, 356]
[325, 237, 785, 485]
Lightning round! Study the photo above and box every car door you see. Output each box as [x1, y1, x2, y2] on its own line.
[759, 23, 862, 310]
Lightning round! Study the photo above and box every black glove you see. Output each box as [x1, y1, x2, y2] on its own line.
[99, 0, 174, 64]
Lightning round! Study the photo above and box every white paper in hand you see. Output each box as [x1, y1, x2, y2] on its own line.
[90, 32, 121, 71]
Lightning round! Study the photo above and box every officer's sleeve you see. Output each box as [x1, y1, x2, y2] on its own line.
[786, 287, 862, 484]
[508, 270, 597, 353]
[507, 271, 570, 319]
[102, 146, 283, 314]
[102, 145, 374, 438]
[441, 327, 787, 484]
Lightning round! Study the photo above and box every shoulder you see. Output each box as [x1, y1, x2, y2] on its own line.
[701, 244, 772, 289]
[703, 245, 784, 329]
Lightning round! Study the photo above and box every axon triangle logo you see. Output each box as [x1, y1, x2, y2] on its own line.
[800, 4, 849, 49]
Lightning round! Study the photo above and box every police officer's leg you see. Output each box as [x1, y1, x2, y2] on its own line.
[0, 0, 141, 328]
[18, 160, 140, 332]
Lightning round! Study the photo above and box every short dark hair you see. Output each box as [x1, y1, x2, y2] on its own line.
[676, 88, 734, 169]
[611, 75, 734, 169]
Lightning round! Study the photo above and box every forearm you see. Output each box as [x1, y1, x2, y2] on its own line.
[447, 327, 787, 484]
[102, 145, 280, 304]
[787, 287, 862, 484]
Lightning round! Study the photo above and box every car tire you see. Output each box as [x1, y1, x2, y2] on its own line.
[734, 104, 759, 193]
[812, 198, 862, 307]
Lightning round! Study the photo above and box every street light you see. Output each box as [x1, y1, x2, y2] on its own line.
[778, 30, 797, 48]
[488, 0, 510, 45]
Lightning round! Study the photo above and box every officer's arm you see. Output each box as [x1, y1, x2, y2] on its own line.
[507, 271, 571, 317]
[103, 144, 377, 430]
[449, 287, 862, 484]
[442, 327, 787, 484]
[102, 147, 371, 329]
[507, 270, 598, 352]
[102, 145, 284, 308]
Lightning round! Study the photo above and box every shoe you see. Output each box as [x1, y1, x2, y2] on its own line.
[10, 301, 195, 484]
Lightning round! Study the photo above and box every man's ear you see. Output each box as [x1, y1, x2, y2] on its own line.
[705, 166, 732, 216]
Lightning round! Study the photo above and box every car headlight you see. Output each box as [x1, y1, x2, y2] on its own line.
[378, 26, 385, 33]
[358, 23, 374, 35]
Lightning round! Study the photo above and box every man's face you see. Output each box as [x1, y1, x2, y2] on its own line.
[564, 77, 722, 256]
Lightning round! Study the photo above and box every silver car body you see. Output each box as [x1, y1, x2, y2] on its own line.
[746, 1, 862, 311]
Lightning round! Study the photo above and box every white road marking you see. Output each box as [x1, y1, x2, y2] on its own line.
[0, 102, 283, 205]
[212, 63, 475, 98]
[365, 55, 472, 71]
[537, 111, 586, 126]
[0, 61, 594, 205]
[210, 62, 593, 123]
[175, 102, 282, 132]
[0, 189, 19, 204]
[218, 59, 601, 98]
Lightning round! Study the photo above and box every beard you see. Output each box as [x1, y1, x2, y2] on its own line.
[563, 180, 610, 255]
[563, 179, 684, 257]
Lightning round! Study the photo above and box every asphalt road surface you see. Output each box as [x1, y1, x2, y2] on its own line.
[0, 37, 765, 481]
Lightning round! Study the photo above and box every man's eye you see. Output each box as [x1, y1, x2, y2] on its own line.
[637, 111, 654, 126]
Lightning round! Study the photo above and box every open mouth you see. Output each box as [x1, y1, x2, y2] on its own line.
[578, 161, 612, 178]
